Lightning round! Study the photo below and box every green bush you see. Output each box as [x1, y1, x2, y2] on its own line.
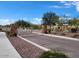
[32, 25, 41, 30]
[39, 51, 68, 58]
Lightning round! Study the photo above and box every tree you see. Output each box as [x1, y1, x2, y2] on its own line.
[42, 12, 59, 33]
[32, 24, 41, 29]
[51, 13, 59, 26]
[68, 18, 79, 33]
[42, 17, 48, 33]
[68, 18, 79, 26]
[15, 20, 31, 28]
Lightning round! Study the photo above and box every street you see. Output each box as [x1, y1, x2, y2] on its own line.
[18, 30, 79, 58]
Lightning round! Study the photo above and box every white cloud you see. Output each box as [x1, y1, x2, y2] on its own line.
[64, 3, 71, 6]
[60, 1, 72, 6]
[0, 19, 15, 25]
[22, 17, 30, 22]
[75, 2, 79, 12]
[60, 1, 75, 5]
[31, 18, 42, 24]
[60, 1, 66, 3]
[22, 17, 42, 24]
[60, 1, 79, 12]
[59, 16, 72, 21]
[50, 5, 71, 8]
[49, 5, 62, 8]
[65, 1, 79, 12]
[65, 13, 71, 17]
[49, 1, 74, 9]
[0, 17, 42, 25]
[49, 2, 71, 9]
[68, 17, 72, 20]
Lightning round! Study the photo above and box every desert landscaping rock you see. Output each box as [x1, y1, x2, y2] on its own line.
[8, 36, 44, 58]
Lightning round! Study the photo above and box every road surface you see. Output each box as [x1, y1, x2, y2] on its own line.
[18, 30, 79, 58]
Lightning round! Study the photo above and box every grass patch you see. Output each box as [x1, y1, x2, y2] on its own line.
[39, 51, 68, 58]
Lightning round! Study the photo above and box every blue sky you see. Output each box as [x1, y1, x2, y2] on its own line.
[0, 1, 79, 25]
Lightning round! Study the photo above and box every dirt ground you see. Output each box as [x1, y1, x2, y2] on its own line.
[51, 32, 79, 39]
[7, 36, 44, 58]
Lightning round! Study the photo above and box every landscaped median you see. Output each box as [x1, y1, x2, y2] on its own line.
[7, 35, 44, 58]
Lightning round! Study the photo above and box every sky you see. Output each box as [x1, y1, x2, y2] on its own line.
[0, 1, 79, 25]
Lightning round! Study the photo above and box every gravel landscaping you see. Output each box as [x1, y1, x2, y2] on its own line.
[7, 36, 44, 58]
[51, 32, 79, 39]
[33, 30, 79, 39]
[28, 30, 79, 39]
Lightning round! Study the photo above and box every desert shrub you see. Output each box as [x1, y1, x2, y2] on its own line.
[39, 51, 68, 58]
[71, 28, 77, 33]
[48, 29, 51, 34]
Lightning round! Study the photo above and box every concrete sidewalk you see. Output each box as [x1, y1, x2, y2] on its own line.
[0, 32, 21, 58]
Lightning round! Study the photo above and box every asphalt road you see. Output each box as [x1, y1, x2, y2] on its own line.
[18, 30, 79, 58]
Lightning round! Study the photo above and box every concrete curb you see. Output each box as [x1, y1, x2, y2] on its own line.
[0, 32, 21, 58]
[32, 32, 79, 41]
